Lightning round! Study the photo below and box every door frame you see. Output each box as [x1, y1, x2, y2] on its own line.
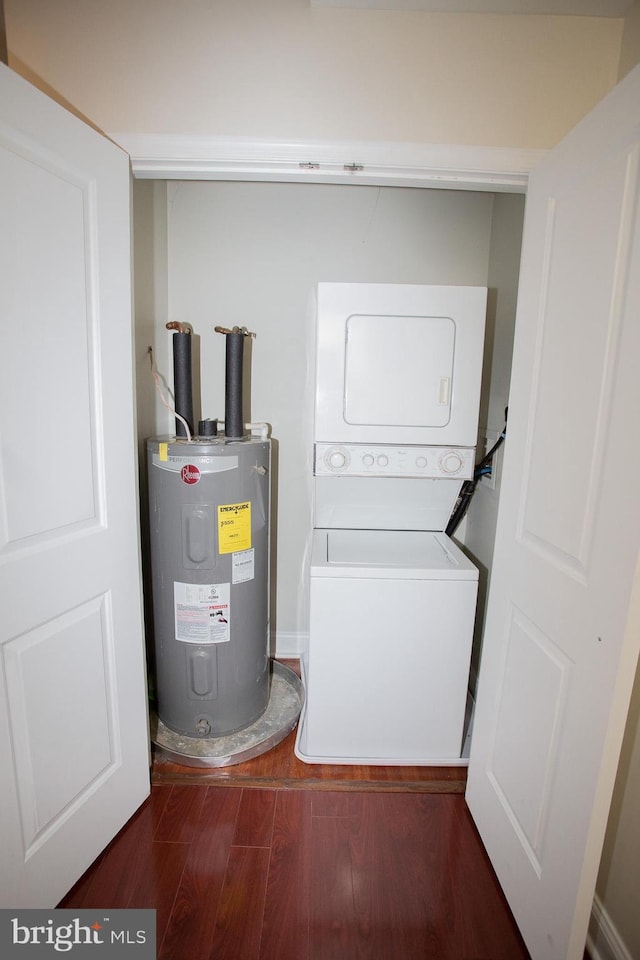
[121, 129, 639, 949]
[117, 133, 544, 193]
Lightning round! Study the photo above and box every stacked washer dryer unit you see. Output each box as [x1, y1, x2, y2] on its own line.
[295, 282, 487, 765]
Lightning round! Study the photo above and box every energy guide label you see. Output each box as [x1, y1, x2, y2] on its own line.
[218, 501, 252, 554]
[174, 581, 230, 644]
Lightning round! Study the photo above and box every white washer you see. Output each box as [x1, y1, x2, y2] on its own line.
[295, 282, 486, 765]
[297, 529, 478, 763]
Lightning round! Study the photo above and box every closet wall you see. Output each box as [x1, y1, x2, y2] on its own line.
[133, 179, 523, 654]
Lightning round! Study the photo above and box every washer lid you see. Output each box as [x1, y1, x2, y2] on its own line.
[311, 529, 478, 580]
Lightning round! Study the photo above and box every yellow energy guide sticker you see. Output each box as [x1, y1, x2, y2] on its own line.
[218, 501, 252, 554]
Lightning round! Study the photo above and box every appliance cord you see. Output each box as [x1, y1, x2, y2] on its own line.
[445, 407, 508, 537]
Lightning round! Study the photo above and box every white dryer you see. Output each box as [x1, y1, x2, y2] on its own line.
[295, 282, 487, 765]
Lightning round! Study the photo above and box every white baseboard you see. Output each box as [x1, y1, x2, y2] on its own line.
[272, 631, 306, 659]
[587, 894, 634, 960]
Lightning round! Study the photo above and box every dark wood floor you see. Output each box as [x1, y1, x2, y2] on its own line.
[151, 661, 467, 796]
[152, 726, 468, 794]
[60, 783, 530, 960]
[60, 662, 531, 959]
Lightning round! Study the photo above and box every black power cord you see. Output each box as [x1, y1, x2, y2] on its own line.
[445, 407, 508, 538]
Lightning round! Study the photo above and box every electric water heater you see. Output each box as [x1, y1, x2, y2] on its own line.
[147, 326, 271, 739]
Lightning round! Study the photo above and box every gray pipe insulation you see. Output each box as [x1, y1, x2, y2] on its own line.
[167, 323, 194, 439]
[168, 322, 254, 441]
[215, 325, 255, 440]
[224, 330, 244, 439]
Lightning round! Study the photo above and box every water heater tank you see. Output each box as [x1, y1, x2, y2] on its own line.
[147, 434, 270, 738]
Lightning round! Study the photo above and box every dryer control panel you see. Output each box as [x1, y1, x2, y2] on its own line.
[314, 443, 475, 480]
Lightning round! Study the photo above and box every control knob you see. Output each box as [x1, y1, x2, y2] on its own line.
[325, 447, 349, 471]
[440, 450, 464, 475]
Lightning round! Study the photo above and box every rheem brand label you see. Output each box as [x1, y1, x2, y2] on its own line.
[180, 464, 200, 485]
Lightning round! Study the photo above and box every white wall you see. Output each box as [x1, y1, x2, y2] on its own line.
[591, 12, 640, 957]
[459, 192, 525, 692]
[618, 0, 640, 79]
[591, 657, 640, 960]
[136, 180, 497, 651]
[5, 0, 622, 150]
[0, 0, 7, 65]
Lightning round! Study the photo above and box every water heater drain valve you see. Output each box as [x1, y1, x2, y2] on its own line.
[195, 717, 212, 737]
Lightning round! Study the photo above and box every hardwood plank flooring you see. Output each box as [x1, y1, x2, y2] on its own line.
[59, 662, 532, 957]
[152, 727, 467, 793]
[60, 784, 530, 959]
[151, 661, 468, 795]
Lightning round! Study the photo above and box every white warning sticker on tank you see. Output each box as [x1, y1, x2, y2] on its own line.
[232, 548, 255, 584]
[174, 581, 230, 644]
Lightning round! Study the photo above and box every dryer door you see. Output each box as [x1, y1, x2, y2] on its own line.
[314, 282, 486, 447]
[344, 312, 454, 428]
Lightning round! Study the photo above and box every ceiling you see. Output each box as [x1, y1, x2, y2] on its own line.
[310, 0, 634, 17]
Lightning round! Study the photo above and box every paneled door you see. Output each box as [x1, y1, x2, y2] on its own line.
[467, 66, 640, 959]
[0, 63, 150, 907]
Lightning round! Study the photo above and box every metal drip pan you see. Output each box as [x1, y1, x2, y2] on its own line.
[150, 660, 303, 768]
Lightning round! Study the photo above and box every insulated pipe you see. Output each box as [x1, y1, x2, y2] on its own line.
[225, 330, 244, 439]
[199, 418, 218, 437]
[215, 326, 255, 441]
[167, 322, 194, 439]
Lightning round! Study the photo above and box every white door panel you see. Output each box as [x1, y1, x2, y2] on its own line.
[467, 66, 640, 959]
[0, 63, 149, 907]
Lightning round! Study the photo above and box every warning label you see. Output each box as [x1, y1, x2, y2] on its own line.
[218, 501, 252, 554]
[174, 581, 230, 644]
[232, 548, 255, 584]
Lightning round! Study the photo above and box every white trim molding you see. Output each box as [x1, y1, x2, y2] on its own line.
[114, 134, 546, 192]
[587, 894, 634, 960]
[272, 631, 305, 660]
